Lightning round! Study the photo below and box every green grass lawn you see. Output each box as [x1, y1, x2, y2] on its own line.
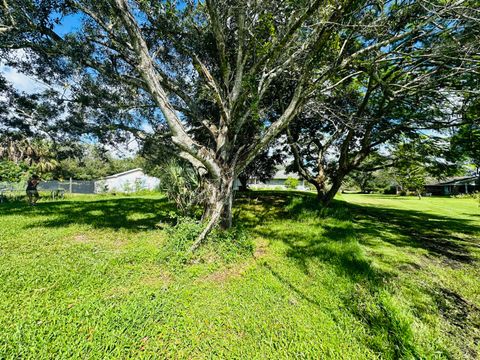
[0, 192, 479, 359]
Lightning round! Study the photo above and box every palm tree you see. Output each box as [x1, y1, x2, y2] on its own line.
[0, 137, 58, 175]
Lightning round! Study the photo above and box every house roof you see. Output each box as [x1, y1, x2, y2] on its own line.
[426, 176, 479, 186]
[104, 168, 144, 179]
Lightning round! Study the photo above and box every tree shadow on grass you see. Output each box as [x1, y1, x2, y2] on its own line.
[240, 191, 480, 267]
[241, 192, 480, 357]
[238, 191, 387, 280]
[1, 197, 177, 232]
[262, 262, 324, 307]
[234, 190, 308, 227]
[255, 220, 381, 281]
[338, 194, 480, 355]
[464, 213, 480, 217]
[342, 200, 480, 266]
[241, 192, 423, 357]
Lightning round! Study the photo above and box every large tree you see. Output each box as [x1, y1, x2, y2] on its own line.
[286, 38, 479, 204]
[2, 0, 479, 246]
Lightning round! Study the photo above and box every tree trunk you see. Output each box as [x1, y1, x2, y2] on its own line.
[320, 174, 345, 206]
[360, 177, 369, 193]
[416, 189, 422, 200]
[238, 174, 249, 191]
[311, 180, 326, 202]
[222, 190, 234, 229]
[190, 175, 235, 252]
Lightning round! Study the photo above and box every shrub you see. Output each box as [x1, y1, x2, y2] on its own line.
[122, 180, 133, 193]
[134, 178, 146, 192]
[284, 177, 299, 189]
[383, 186, 397, 195]
[161, 217, 254, 267]
[164, 217, 203, 254]
[157, 160, 207, 216]
[453, 191, 480, 205]
[0, 161, 28, 182]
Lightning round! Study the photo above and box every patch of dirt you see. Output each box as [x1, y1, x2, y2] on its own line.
[112, 239, 127, 248]
[253, 246, 267, 259]
[140, 271, 172, 288]
[254, 239, 269, 259]
[104, 286, 133, 298]
[254, 247, 267, 259]
[72, 233, 128, 250]
[200, 240, 269, 284]
[436, 288, 480, 329]
[72, 234, 90, 243]
[434, 287, 480, 359]
[202, 262, 250, 283]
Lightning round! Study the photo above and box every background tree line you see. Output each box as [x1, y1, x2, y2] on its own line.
[0, 137, 143, 182]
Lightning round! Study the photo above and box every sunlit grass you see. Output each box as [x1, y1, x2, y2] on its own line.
[0, 192, 479, 358]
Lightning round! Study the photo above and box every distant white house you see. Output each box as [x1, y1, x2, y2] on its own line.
[247, 167, 308, 191]
[95, 168, 160, 193]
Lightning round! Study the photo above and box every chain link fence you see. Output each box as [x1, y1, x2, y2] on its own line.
[1, 179, 96, 202]
[38, 180, 96, 194]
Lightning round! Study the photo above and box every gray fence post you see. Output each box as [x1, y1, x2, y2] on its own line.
[69, 178, 73, 193]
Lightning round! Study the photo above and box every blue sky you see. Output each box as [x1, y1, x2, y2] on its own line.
[53, 13, 84, 36]
[1, 13, 83, 94]
[0, 12, 142, 157]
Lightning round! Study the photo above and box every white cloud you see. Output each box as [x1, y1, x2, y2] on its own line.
[1, 50, 48, 93]
[1, 65, 47, 93]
